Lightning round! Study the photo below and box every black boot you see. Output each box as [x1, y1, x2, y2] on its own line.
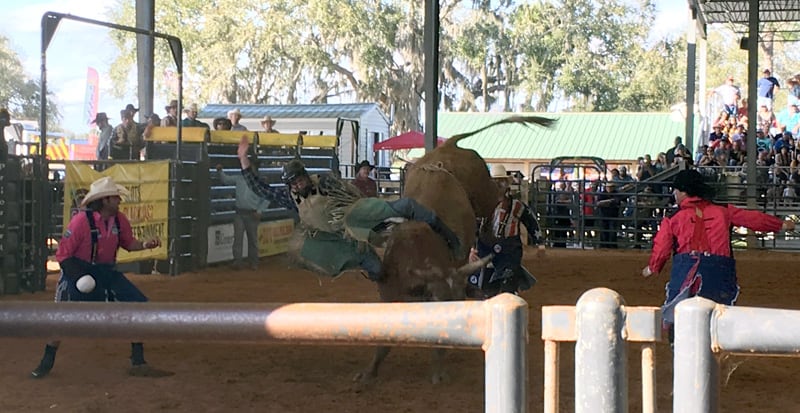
[31, 344, 58, 379]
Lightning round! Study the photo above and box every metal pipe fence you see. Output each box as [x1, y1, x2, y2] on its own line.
[541, 288, 662, 413]
[673, 297, 800, 413]
[0, 294, 528, 413]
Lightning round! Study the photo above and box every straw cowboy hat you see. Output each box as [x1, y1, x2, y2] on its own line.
[261, 115, 276, 125]
[80, 176, 130, 207]
[164, 99, 178, 111]
[227, 108, 242, 117]
[490, 164, 510, 179]
[184, 103, 199, 113]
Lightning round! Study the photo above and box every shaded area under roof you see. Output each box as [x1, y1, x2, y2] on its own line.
[200, 103, 388, 122]
[433, 112, 691, 161]
[691, 1, 800, 36]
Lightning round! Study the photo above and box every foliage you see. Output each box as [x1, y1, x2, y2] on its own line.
[0, 35, 61, 126]
[105, 0, 688, 134]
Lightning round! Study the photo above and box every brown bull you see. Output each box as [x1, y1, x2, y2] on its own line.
[353, 116, 554, 386]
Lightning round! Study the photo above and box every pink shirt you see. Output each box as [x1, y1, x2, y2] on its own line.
[56, 211, 136, 264]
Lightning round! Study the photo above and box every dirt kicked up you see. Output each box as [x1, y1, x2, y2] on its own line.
[0, 248, 797, 412]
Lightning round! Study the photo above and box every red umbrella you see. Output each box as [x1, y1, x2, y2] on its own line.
[373, 131, 446, 151]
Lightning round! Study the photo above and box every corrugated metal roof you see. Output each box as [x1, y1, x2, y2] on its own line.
[435, 112, 690, 161]
[200, 103, 388, 122]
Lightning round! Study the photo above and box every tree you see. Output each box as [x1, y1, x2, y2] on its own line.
[0, 35, 61, 126]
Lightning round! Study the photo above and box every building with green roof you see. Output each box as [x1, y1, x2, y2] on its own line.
[428, 112, 694, 177]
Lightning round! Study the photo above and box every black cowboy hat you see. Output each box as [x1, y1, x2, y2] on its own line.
[672, 169, 713, 198]
[356, 160, 375, 170]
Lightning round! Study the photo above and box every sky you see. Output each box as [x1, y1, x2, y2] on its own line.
[1, 0, 690, 135]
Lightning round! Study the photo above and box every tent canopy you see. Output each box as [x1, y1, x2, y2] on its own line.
[373, 130, 445, 151]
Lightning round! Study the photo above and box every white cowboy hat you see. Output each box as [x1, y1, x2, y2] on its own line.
[227, 108, 241, 117]
[490, 164, 509, 179]
[80, 176, 130, 207]
[260, 115, 276, 124]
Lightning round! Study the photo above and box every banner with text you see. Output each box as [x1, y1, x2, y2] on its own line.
[207, 219, 294, 264]
[63, 161, 170, 262]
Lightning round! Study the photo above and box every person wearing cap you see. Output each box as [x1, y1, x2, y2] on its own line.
[709, 75, 741, 116]
[467, 165, 543, 298]
[757, 69, 780, 110]
[235, 136, 460, 281]
[30, 176, 171, 379]
[228, 108, 247, 131]
[161, 100, 178, 127]
[353, 160, 377, 197]
[642, 169, 795, 343]
[260, 115, 279, 133]
[92, 112, 113, 161]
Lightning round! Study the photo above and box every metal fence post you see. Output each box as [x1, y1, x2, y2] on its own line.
[485, 293, 528, 413]
[673, 297, 718, 413]
[575, 288, 627, 413]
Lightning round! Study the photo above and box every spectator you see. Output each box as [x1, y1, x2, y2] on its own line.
[596, 181, 622, 249]
[216, 163, 266, 271]
[777, 103, 800, 134]
[757, 69, 780, 110]
[665, 136, 683, 166]
[352, 160, 378, 197]
[261, 115, 279, 133]
[261, 115, 280, 133]
[710, 76, 741, 116]
[757, 104, 776, 134]
[181, 103, 210, 128]
[228, 108, 247, 131]
[111, 109, 138, 160]
[788, 77, 800, 106]
[30, 176, 172, 378]
[161, 100, 178, 127]
[92, 112, 112, 161]
[213, 117, 232, 131]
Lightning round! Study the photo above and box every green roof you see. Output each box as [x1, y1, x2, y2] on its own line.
[433, 112, 691, 161]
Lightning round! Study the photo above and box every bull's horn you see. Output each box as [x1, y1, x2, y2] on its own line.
[455, 254, 494, 277]
[445, 115, 556, 147]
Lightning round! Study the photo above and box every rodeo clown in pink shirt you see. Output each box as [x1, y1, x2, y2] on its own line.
[642, 169, 795, 343]
[31, 176, 172, 379]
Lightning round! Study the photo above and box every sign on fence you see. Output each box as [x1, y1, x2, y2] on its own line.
[62, 161, 169, 262]
[206, 219, 294, 263]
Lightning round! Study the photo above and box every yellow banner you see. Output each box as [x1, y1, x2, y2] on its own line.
[62, 161, 170, 262]
[257, 219, 294, 256]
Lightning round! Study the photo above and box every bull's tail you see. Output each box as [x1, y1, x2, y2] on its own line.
[444, 115, 556, 147]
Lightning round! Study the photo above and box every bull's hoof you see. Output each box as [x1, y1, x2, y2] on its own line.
[351, 371, 377, 393]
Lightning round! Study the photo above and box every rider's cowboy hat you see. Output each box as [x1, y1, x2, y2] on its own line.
[81, 176, 130, 207]
[490, 164, 510, 179]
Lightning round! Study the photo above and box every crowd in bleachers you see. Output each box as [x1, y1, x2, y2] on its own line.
[703, 69, 800, 203]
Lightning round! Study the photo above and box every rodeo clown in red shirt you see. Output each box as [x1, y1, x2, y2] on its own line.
[31, 176, 172, 379]
[642, 169, 796, 343]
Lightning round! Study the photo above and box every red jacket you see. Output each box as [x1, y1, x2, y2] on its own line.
[648, 196, 783, 274]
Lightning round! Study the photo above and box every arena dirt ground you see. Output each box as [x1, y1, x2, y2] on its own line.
[0, 247, 798, 412]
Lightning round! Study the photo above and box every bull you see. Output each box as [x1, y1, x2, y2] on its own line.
[348, 116, 554, 386]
